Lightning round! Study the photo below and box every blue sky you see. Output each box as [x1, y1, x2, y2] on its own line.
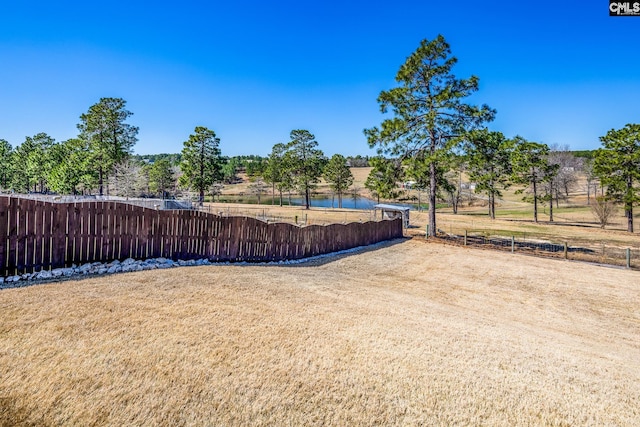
[1, 1, 639, 156]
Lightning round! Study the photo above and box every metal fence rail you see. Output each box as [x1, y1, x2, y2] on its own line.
[0, 196, 403, 277]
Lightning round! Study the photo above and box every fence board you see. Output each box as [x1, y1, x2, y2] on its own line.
[0, 196, 403, 276]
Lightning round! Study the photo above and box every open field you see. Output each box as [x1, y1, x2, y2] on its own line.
[1, 239, 639, 425]
[211, 168, 640, 247]
[200, 201, 640, 248]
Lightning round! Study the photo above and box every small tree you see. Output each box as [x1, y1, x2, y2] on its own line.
[465, 129, 512, 219]
[442, 169, 463, 214]
[149, 159, 175, 198]
[248, 179, 268, 204]
[365, 157, 403, 203]
[591, 196, 616, 229]
[263, 143, 287, 206]
[593, 124, 640, 233]
[47, 138, 94, 194]
[351, 185, 362, 209]
[284, 130, 326, 210]
[11, 133, 55, 193]
[510, 137, 555, 223]
[179, 126, 223, 205]
[210, 183, 224, 202]
[323, 154, 354, 208]
[583, 158, 598, 206]
[541, 161, 560, 222]
[110, 159, 143, 199]
[12, 136, 38, 192]
[548, 145, 579, 205]
[245, 158, 266, 177]
[28, 133, 56, 193]
[221, 157, 240, 184]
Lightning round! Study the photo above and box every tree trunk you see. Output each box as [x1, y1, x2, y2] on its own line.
[305, 185, 310, 210]
[98, 166, 104, 196]
[429, 161, 437, 236]
[338, 192, 342, 209]
[549, 182, 554, 222]
[272, 183, 275, 205]
[532, 179, 538, 223]
[489, 193, 495, 219]
[627, 177, 634, 233]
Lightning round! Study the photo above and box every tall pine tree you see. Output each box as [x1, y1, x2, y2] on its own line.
[77, 97, 138, 196]
[284, 130, 326, 210]
[179, 126, 223, 205]
[593, 124, 640, 233]
[465, 129, 513, 219]
[365, 35, 494, 236]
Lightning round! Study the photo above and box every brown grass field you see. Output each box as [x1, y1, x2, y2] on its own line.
[2, 238, 639, 426]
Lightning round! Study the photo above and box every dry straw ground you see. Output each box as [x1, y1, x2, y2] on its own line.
[2, 239, 639, 426]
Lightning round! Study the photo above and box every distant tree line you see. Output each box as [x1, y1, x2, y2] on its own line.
[362, 34, 640, 234]
[2, 35, 638, 233]
[0, 99, 358, 210]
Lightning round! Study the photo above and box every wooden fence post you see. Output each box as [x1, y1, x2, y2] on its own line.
[627, 248, 631, 269]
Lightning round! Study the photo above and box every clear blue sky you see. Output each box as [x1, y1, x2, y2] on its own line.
[1, 1, 638, 157]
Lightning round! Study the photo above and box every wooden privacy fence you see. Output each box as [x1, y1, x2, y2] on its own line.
[0, 196, 403, 277]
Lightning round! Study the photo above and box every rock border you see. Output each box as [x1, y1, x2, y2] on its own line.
[0, 239, 404, 290]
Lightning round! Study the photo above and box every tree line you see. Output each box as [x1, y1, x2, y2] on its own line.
[0, 100, 357, 210]
[363, 135, 585, 222]
[363, 34, 640, 234]
[1, 35, 638, 233]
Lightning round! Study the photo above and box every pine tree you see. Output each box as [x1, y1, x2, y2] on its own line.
[77, 97, 138, 196]
[0, 139, 13, 190]
[510, 137, 557, 223]
[365, 157, 403, 203]
[323, 154, 354, 208]
[465, 129, 512, 219]
[593, 124, 640, 232]
[179, 126, 223, 205]
[149, 159, 175, 198]
[365, 35, 494, 236]
[284, 130, 326, 210]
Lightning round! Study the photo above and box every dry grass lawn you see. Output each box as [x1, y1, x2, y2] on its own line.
[1, 239, 639, 426]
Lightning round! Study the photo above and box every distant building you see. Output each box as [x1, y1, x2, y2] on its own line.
[374, 204, 410, 228]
